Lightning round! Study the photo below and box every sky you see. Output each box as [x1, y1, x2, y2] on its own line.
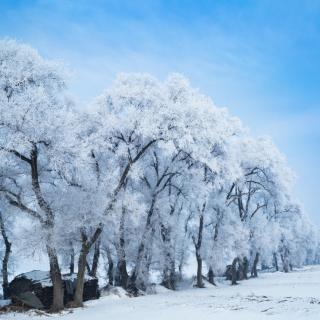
[1, 0, 319, 223]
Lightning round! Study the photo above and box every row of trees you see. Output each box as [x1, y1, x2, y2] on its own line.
[0, 39, 318, 311]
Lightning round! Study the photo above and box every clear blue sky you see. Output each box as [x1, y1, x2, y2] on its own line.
[1, 0, 319, 222]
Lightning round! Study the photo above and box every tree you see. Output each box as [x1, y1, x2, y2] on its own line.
[0, 40, 317, 309]
[227, 137, 294, 278]
[0, 196, 12, 299]
[0, 39, 72, 311]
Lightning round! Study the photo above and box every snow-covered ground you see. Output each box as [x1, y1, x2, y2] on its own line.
[3, 266, 320, 320]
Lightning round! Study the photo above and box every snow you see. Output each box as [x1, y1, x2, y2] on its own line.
[0, 300, 10, 307]
[17, 270, 50, 282]
[63, 273, 95, 282]
[4, 266, 320, 320]
[13, 270, 96, 288]
[15, 270, 53, 287]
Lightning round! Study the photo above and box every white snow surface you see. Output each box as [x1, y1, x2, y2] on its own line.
[3, 266, 320, 320]
[14, 270, 95, 288]
[17, 270, 50, 282]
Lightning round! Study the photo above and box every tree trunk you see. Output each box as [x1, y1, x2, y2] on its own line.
[0, 212, 11, 299]
[115, 207, 129, 288]
[162, 260, 176, 290]
[106, 247, 115, 286]
[72, 226, 102, 307]
[192, 206, 205, 288]
[273, 253, 279, 271]
[194, 206, 205, 288]
[69, 246, 75, 275]
[207, 267, 215, 285]
[107, 259, 114, 286]
[73, 241, 89, 307]
[231, 257, 239, 285]
[1, 241, 11, 299]
[177, 216, 191, 282]
[242, 256, 248, 279]
[47, 246, 64, 312]
[251, 252, 259, 278]
[238, 258, 244, 280]
[115, 259, 128, 288]
[162, 254, 176, 290]
[90, 239, 100, 277]
[178, 262, 183, 281]
[161, 225, 176, 290]
[129, 196, 156, 291]
[195, 251, 204, 288]
[145, 235, 154, 277]
[281, 248, 290, 273]
[86, 261, 91, 275]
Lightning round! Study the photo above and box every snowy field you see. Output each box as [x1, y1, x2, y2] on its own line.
[3, 265, 320, 320]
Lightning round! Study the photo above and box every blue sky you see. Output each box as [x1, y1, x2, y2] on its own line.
[1, 0, 320, 222]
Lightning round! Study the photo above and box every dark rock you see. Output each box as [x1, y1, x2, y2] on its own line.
[8, 270, 99, 309]
[12, 291, 44, 309]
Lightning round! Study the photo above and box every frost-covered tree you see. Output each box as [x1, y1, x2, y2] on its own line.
[0, 39, 318, 311]
[0, 194, 13, 299]
[0, 39, 73, 311]
[227, 136, 294, 278]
